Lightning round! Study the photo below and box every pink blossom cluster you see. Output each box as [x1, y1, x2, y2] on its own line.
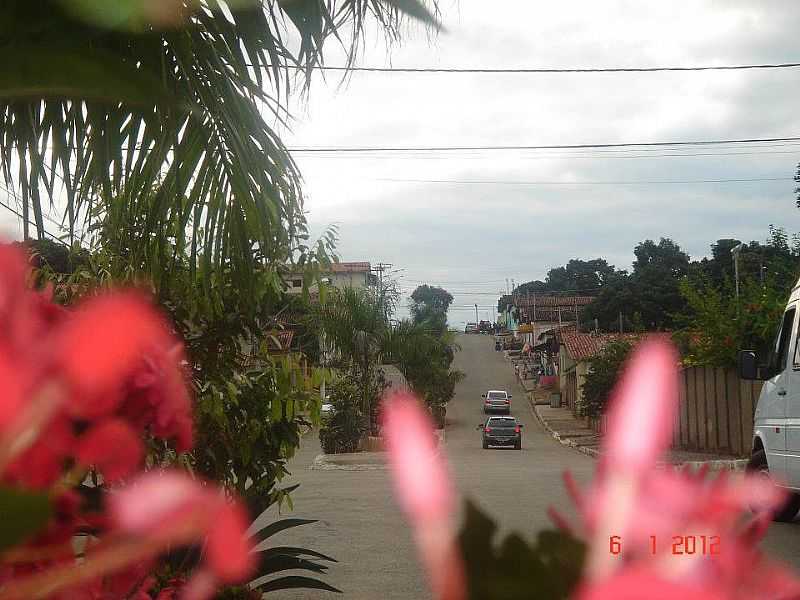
[0, 244, 253, 599]
[383, 341, 800, 600]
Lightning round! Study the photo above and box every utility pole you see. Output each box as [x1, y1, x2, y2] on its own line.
[505, 278, 510, 296]
[373, 262, 393, 321]
[474, 303, 479, 325]
[731, 244, 743, 312]
[533, 293, 537, 322]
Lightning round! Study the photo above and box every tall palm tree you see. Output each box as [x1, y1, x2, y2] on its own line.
[313, 286, 389, 411]
[0, 0, 438, 295]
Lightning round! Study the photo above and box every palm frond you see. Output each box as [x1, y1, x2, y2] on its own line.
[0, 0, 439, 289]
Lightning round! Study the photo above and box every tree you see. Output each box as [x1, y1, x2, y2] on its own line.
[544, 259, 616, 292]
[411, 284, 453, 334]
[313, 286, 392, 430]
[583, 238, 690, 331]
[411, 285, 454, 313]
[632, 238, 690, 278]
[0, 0, 438, 294]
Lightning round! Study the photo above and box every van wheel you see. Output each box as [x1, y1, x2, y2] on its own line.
[748, 449, 800, 522]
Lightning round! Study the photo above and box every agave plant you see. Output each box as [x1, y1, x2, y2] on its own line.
[247, 517, 341, 595]
[0, 0, 439, 296]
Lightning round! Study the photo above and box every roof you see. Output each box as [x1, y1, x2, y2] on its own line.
[514, 295, 595, 308]
[264, 329, 295, 353]
[558, 331, 672, 361]
[537, 323, 576, 341]
[329, 262, 371, 273]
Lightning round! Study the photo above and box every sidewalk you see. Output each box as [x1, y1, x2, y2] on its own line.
[530, 400, 748, 471]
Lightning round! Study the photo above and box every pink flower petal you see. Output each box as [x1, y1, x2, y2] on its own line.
[58, 294, 169, 417]
[75, 419, 144, 482]
[207, 503, 255, 582]
[382, 392, 454, 522]
[604, 339, 679, 474]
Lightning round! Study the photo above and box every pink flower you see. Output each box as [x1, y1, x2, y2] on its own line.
[57, 293, 172, 419]
[110, 472, 255, 585]
[382, 392, 466, 600]
[549, 339, 800, 599]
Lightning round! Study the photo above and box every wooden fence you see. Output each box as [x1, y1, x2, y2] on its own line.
[674, 367, 763, 457]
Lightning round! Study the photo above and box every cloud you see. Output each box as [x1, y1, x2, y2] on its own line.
[284, 0, 800, 324]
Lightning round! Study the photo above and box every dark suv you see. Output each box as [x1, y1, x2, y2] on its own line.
[477, 416, 523, 449]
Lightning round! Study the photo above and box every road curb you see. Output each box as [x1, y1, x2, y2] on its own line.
[310, 429, 446, 471]
[528, 399, 747, 471]
[311, 453, 389, 471]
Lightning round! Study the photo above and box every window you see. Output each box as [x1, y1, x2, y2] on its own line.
[292, 279, 302, 288]
[774, 308, 796, 374]
[487, 391, 508, 400]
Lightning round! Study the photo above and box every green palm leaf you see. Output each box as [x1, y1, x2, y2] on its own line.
[0, 0, 439, 288]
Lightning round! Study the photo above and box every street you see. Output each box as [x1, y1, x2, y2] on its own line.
[265, 333, 800, 599]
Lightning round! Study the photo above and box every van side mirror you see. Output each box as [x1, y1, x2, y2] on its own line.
[738, 350, 760, 380]
[508, 395, 513, 399]
[481, 394, 486, 398]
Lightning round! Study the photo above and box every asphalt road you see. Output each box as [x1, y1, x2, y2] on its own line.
[262, 333, 595, 599]
[263, 333, 800, 599]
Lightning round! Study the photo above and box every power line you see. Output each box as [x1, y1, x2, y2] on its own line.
[288, 135, 800, 153]
[375, 176, 791, 186]
[276, 62, 800, 74]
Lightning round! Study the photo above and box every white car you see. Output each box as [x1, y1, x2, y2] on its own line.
[481, 390, 512, 414]
[740, 274, 800, 520]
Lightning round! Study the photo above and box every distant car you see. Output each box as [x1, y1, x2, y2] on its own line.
[477, 416, 523, 449]
[465, 322, 479, 334]
[482, 390, 512, 414]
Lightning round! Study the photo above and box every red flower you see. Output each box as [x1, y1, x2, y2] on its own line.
[57, 294, 173, 419]
[75, 419, 144, 482]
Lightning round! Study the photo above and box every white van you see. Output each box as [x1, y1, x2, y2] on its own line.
[740, 279, 800, 521]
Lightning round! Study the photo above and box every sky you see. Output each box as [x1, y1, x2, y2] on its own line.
[277, 0, 800, 325]
[2, 1, 800, 327]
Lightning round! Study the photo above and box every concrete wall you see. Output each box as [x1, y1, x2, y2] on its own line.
[674, 367, 764, 457]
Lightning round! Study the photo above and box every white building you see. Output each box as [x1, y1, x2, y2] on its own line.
[287, 261, 376, 295]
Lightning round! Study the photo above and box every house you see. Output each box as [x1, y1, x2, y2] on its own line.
[506, 294, 595, 345]
[556, 330, 672, 415]
[286, 261, 377, 296]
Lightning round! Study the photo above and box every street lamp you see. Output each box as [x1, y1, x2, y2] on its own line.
[731, 243, 744, 307]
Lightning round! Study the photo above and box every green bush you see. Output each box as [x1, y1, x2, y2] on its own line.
[582, 340, 634, 419]
[319, 377, 369, 454]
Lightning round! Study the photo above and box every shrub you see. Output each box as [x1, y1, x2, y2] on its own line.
[319, 377, 369, 454]
[582, 340, 634, 418]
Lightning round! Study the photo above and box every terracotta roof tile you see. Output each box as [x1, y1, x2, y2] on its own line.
[558, 331, 672, 361]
